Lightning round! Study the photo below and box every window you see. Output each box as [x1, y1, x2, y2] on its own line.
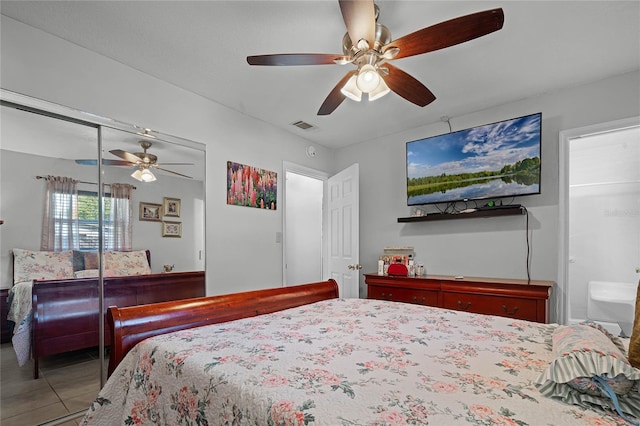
[77, 191, 113, 250]
[48, 190, 79, 251]
[46, 182, 132, 252]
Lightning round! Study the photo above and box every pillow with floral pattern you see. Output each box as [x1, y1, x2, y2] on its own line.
[13, 249, 75, 283]
[103, 250, 151, 276]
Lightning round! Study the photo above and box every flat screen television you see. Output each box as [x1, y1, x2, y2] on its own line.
[406, 112, 542, 206]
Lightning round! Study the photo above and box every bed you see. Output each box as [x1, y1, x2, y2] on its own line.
[7, 248, 205, 379]
[82, 280, 640, 425]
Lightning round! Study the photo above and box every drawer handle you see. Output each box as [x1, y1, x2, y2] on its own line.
[457, 301, 472, 310]
[502, 305, 520, 316]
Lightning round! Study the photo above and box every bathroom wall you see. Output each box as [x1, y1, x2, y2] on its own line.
[568, 125, 640, 328]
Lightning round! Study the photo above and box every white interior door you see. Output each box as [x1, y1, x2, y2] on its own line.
[327, 163, 360, 298]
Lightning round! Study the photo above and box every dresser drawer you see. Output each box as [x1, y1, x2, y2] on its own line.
[368, 286, 438, 307]
[441, 292, 539, 322]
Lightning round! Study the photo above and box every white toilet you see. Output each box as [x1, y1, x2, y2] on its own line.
[587, 281, 637, 337]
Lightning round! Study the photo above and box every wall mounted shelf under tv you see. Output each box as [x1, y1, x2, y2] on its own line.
[398, 205, 524, 222]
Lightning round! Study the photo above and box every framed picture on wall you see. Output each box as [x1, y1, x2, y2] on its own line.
[163, 197, 181, 217]
[139, 202, 162, 222]
[226, 161, 278, 210]
[162, 221, 182, 238]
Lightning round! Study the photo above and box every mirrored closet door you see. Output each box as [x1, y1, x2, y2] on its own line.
[0, 91, 206, 425]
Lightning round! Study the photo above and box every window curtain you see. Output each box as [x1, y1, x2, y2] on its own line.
[41, 176, 79, 251]
[108, 183, 133, 251]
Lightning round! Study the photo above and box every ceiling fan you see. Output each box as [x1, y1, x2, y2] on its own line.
[247, 0, 504, 115]
[75, 141, 193, 182]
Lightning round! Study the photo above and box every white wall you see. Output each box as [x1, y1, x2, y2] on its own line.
[0, 16, 334, 295]
[334, 71, 640, 320]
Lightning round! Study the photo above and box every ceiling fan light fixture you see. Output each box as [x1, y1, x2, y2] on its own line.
[131, 167, 157, 182]
[140, 168, 156, 182]
[131, 169, 143, 181]
[340, 75, 362, 102]
[356, 64, 380, 93]
[368, 77, 390, 101]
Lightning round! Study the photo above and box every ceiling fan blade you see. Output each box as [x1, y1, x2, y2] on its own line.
[155, 167, 193, 179]
[317, 71, 356, 116]
[384, 8, 504, 60]
[156, 162, 195, 166]
[75, 159, 133, 166]
[339, 0, 376, 48]
[109, 149, 143, 163]
[384, 63, 436, 107]
[247, 53, 346, 66]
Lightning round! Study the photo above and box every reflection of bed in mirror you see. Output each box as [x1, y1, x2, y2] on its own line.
[82, 280, 639, 425]
[8, 248, 205, 379]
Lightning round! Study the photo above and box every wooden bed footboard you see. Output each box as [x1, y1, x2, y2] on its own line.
[32, 271, 205, 379]
[107, 279, 339, 376]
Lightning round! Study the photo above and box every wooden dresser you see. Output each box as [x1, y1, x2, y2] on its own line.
[364, 274, 553, 323]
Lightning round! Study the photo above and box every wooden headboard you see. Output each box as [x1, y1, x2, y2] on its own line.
[107, 279, 340, 376]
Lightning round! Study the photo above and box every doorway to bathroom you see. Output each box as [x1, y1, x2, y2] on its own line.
[559, 117, 639, 333]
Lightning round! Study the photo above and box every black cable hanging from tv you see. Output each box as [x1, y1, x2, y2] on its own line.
[441, 115, 452, 133]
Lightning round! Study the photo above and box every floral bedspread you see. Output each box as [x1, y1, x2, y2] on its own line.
[82, 298, 630, 425]
[7, 281, 33, 366]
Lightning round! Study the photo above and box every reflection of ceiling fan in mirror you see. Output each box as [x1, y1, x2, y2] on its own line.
[75, 141, 194, 182]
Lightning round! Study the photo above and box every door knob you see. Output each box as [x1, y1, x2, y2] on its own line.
[348, 264, 363, 270]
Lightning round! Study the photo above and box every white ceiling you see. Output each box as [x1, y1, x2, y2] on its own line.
[1, 1, 639, 150]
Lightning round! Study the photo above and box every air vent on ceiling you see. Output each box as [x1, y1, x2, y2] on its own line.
[291, 120, 315, 131]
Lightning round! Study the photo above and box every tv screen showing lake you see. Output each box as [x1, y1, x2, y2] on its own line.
[406, 113, 541, 206]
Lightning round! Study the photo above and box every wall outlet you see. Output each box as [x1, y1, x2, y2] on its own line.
[275, 232, 282, 243]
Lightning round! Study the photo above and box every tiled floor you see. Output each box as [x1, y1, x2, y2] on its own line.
[0, 343, 102, 425]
